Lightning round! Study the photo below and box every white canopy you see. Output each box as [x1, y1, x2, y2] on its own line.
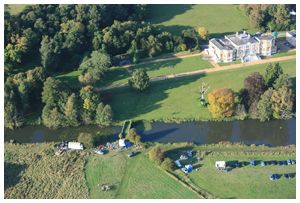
[119, 139, 126, 147]
[215, 161, 226, 168]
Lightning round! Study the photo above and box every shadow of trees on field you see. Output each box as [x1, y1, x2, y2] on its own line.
[103, 73, 205, 121]
[133, 58, 182, 73]
[4, 162, 27, 190]
[147, 4, 193, 24]
[157, 25, 195, 36]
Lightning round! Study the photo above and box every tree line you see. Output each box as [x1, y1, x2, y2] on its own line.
[5, 70, 113, 129]
[5, 4, 202, 77]
[207, 63, 295, 122]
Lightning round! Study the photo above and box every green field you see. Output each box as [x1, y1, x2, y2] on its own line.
[85, 153, 199, 198]
[5, 142, 296, 199]
[164, 143, 296, 199]
[188, 154, 296, 198]
[147, 4, 257, 37]
[56, 55, 213, 88]
[105, 59, 296, 122]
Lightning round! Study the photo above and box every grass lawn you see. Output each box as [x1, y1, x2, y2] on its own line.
[5, 4, 31, 15]
[147, 4, 258, 37]
[188, 154, 296, 199]
[56, 55, 212, 88]
[218, 60, 242, 67]
[262, 50, 296, 59]
[85, 152, 199, 199]
[105, 59, 296, 122]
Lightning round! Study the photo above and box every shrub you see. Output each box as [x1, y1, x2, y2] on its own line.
[148, 146, 164, 164]
[126, 128, 142, 145]
[161, 158, 174, 171]
[77, 132, 94, 149]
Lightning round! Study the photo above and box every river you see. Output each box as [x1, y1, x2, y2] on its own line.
[4, 119, 296, 147]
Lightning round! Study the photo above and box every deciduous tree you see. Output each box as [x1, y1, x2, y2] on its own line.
[208, 88, 235, 118]
[128, 69, 150, 91]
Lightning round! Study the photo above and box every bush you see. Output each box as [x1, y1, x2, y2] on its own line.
[148, 146, 164, 165]
[126, 128, 142, 145]
[77, 132, 94, 149]
[161, 158, 174, 171]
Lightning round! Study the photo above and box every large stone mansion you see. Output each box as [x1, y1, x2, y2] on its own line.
[208, 31, 277, 63]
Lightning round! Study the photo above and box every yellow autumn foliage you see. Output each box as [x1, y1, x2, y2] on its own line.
[208, 88, 234, 118]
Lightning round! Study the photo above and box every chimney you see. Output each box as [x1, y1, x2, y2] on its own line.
[243, 30, 246, 35]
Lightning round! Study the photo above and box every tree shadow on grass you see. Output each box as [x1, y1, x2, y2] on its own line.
[133, 58, 183, 73]
[103, 73, 206, 121]
[157, 25, 195, 36]
[4, 162, 27, 190]
[147, 4, 193, 24]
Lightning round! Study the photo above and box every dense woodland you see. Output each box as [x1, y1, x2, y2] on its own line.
[4, 4, 296, 129]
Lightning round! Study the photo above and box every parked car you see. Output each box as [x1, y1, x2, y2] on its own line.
[291, 160, 296, 165]
[269, 174, 280, 181]
[250, 160, 256, 166]
[287, 159, 292, 165]
[271, 161, 277, 165]
[284, 173, 292, 179]
[282, 161, 287, 166]
[128, 152, 135, 157]
[241, 162, 247, 167]
[278, 161, 283, 166]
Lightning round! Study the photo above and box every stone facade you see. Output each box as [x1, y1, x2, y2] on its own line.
[209, 31, 277, 63]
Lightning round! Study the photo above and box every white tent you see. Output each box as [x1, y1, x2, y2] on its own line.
[68, 142, 83, 150]
[119, 139, 126, 148]
[215, 161, 226, 169]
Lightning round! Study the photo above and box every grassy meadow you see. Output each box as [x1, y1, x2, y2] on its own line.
[4, 143, 89, 199]
[147, 4, 258, 37]
[105, 59, 296, 122]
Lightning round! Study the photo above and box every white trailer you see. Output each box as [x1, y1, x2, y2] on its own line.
[68, 142, 83, 150]
[215, 161, 226, 169]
